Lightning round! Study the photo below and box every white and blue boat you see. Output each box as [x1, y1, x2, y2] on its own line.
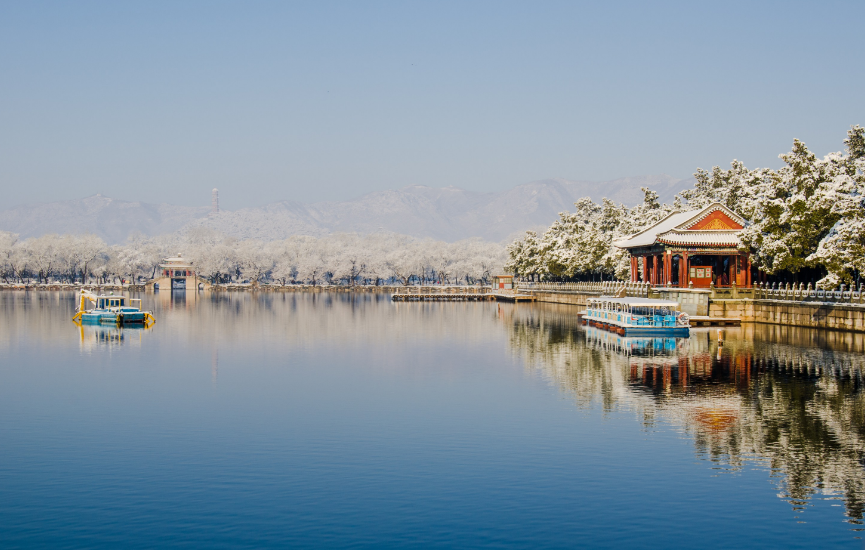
[583, 296, 689, 336]
[72, 291, 155, 326]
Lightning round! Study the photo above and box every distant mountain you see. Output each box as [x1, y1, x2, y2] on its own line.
[0, 195, 210, 244]
[189, 175, 692, 242]
[0, 175, 694, 243]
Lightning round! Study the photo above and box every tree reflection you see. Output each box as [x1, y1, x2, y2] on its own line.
[503, 304, 865, 525]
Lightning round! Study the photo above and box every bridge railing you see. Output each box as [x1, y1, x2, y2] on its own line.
[393, 286, 490, 295]
[517, 281, 651, 297]
[515, 280, 865, 305]
[752, 282, 865, 305]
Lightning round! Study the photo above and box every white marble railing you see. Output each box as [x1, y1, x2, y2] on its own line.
[517, 281, 651, 297]
[752, 282, 865, 304]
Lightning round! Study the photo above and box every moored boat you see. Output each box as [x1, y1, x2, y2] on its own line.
[582, 296, 689, 336]
[72, 291, 155, 326]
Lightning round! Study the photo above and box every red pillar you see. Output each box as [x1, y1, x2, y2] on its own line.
[682, 252, 689, 286]
[631, 256, 638, 282]
[642, 256, 649, 283]
[660, 254, 666, 285]
[729, 255, 735, 286]
[664, 253, 671, 285]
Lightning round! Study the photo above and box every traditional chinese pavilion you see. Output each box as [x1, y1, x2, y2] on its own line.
[615, 203, 752, 288]
[157, 253, 196, 290]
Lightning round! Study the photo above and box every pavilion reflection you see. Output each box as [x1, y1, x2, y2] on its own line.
[505, 303, 865, 526]
[152, 288, 201, 311]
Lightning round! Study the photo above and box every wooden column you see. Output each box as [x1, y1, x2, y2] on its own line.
[642, 256, 649, 283]
[664, 253, 671, 284]
[661, 253, 666, 285]
[631, 256, 638, 282]
[661, 251, 670, 285]
[654, 255, 660, 285]
[745, 253, 752, 287]
[652, 256, 658, 285]
[682, 252, 689, 286]
[729, 255, 735, 286]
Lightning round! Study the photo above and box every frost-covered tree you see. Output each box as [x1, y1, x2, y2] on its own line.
[506, 187, 674, 281]
[805, 126, 865, 287]
[0, 231, 19, 283]
[65, 234, 106, 283]
[504, 231, 543, 280]
[26, 235, 61, 284]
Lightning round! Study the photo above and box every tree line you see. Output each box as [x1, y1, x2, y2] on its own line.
[0, 229, 506, 286]
[506, 126, 865, 289]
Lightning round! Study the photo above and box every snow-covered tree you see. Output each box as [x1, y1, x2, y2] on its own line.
[0, 231, 19, 283]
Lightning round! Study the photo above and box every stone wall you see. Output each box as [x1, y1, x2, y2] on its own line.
[527, 290, 595, 307]
[710, 299, 865, 332]
[525, 288, 865, 332]
[653, 289, 710, 316]
[527, 287, 711, 316]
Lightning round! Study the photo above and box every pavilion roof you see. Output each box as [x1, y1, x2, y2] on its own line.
[615, 203, 746, 250]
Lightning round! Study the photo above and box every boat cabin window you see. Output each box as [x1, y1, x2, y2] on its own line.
[97, 299, 104, 309]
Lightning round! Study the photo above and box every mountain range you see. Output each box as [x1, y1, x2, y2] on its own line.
[0, 175, 693, 244]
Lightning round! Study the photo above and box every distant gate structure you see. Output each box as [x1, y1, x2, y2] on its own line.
[147, 253, 209, 291]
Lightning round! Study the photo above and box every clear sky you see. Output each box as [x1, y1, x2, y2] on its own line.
[1, 0, 862, 211]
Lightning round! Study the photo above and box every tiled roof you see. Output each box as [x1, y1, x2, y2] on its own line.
[615, 202, 746, 250]
[614, 210, 701, 248]
[656, 230, 741, 246]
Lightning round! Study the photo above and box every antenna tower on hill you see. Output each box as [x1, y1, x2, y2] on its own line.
[212, 188, 219, 214]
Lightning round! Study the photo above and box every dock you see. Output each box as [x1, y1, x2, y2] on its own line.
[689, 316, 741, 327]
[491, 292, 537, 303]
[391, 291, 536, 303]
[392, 293, 493, 302]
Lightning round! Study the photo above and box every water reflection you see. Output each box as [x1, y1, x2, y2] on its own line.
[76, 323, 151, 352]
[3, 292, 865, 543]
[504, 304, 865, 526]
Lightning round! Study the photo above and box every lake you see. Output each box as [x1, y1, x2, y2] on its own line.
[1, 291, 864, 548]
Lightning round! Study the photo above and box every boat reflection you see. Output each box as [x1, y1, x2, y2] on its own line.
[505, 304, 865, 527]
[76, 322, 151, 351]
[585, 326, 688, 363]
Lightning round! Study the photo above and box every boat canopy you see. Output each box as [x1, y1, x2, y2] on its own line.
[96, 296, 126, 308]
[587, 296, 681, 313]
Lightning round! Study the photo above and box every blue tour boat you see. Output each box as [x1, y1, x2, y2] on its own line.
[72, 291, 155, 326]
[583, 296, 689, 336]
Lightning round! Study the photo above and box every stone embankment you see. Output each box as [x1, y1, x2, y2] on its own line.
[518, 281, 865, 332]
[0, 282, 486, 294]
[5, 280, 864, 332]
[0, 283, 144, 292]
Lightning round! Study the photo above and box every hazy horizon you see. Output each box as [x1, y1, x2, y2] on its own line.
[1, 1, 863, 211]
[0, 174, 692, 244]
[1, 173, 691, 211]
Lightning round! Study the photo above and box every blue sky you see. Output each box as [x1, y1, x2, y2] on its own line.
[1, 1, 862, 210]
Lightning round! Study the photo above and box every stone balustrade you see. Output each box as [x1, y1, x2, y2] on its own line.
[517, 281, 651, 297]
[750, 282, 865, 305]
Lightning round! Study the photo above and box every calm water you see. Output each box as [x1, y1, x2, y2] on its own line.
[2, 291, 865, 548]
